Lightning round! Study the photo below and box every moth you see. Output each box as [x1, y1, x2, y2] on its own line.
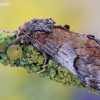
[1, 18, 100, 92]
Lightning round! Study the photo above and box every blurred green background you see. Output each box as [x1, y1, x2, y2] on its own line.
[0, 0, 100, 100]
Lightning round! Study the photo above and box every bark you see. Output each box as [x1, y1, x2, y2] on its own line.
[30, 27, 100, 91]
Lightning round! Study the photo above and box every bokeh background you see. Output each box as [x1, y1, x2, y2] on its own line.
[0, 0, 100, 100]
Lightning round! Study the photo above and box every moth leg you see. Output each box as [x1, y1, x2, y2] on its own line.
[0, 35, 25, 52]
[1, 30, 18, 34]
[56, 62, 59, 67]
[42, 52, 48, 68]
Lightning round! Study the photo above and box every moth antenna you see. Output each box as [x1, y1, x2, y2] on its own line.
[0, 29, 18, 33]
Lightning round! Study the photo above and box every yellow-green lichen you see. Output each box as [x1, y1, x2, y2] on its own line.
[37, 55, 44, 64]
[7, 45, 22, 60]
[0, 52, 8, 63]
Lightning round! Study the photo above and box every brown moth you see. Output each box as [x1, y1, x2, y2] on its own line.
[1, 18, 100, 91]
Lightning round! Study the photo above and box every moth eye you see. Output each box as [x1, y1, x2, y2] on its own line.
[33, 20, 38, 23]
[33, 18, 39, 23]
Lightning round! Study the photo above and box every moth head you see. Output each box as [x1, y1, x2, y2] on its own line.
[17, 23, 26, 35]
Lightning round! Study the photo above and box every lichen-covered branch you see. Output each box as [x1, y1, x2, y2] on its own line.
[0, 30, 100, 94]
[1, 17, 100, 94]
